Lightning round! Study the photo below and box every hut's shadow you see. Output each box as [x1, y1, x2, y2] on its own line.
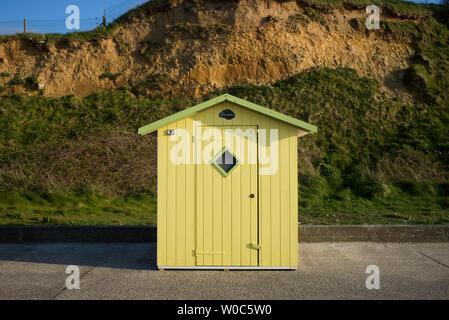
[0, 243, 158, 270]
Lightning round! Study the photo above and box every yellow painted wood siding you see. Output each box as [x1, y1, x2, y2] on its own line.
[157, 101, 298, 267]
[157, 117, 196, 267]
[195, 125, 258, 266]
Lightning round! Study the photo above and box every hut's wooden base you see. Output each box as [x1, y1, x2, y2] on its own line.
[157, 266, 297, 270]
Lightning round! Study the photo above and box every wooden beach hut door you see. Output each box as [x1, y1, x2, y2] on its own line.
[195, 125, 259, 267]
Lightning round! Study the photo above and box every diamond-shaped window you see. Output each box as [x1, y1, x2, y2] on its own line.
[211, 147, 240, 177]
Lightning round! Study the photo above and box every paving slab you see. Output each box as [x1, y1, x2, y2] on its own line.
[0, 243, 447, 300]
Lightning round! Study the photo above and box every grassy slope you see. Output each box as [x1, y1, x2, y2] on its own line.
[0, 0, 448, 225]
[1, 192, 156, 226]
[1, 67, 448, 225]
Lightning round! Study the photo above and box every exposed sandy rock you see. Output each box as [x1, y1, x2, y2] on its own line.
[0, 0, 417, 98]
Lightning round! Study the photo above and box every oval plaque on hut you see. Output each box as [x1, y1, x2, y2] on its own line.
[219, 109, 235, 120]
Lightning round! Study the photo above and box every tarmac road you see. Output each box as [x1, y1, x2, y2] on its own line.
[0, 242, 448, 300]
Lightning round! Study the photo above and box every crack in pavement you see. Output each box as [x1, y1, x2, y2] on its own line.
[49, 265, 97, 300]
[412, 249, 449, 270]
[49, 244, 130, 300]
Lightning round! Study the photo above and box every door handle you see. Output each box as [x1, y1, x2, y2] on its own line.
[249, 194, 255, 198]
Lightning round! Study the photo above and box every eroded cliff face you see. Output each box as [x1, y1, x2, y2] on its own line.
[0, 0, 417, 98]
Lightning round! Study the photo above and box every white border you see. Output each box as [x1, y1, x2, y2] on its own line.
[158, 266, 297, 270]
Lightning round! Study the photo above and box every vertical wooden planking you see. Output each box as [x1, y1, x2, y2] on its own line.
[203, 120, 214, 265]
[216, 102, 226, 126]
[289, 127, 299, 267]
[212, 109, 223, 266]
[157, 129, 167, 267]
[254, 111, 261, 265]
[195, 113, 204, 266]
[241, 127, 251, 266]
[270, 119, 281, 267]
[208, 104, 225, 265]
[185, 117, 195, 266]
[249, 112, 258, 266]
[165, 122, 177, 266]
[231, 128, 242, 266]
[241, 108, 265, 266]
[258, 115, 271, 266]
[222, 127, 232, 266]
[175, 119, 186, 266]
[279, 124, 290, 266]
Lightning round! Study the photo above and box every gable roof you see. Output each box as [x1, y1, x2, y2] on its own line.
[138, 94, 318, 135]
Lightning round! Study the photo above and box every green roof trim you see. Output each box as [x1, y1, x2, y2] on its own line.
[138, 94, 318, 135]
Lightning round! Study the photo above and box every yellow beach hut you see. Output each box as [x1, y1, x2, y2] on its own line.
[138, 94, 317, 269]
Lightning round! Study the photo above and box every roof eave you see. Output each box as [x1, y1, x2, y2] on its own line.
[138, 94, 318, 135]
[138, 95, 228, 136]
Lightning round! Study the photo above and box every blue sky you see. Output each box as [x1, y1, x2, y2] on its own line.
[0, 0, 443, 34]
[0, 0, 149, 34]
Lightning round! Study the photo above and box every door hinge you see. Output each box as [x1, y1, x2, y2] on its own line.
[195, 249, 226, 256]
[249, 243, 261, 250]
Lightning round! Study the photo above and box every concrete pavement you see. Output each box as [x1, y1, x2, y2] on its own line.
[0, 242, 448, 299]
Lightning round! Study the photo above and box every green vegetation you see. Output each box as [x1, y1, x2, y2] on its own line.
[0, 192, 156, 226]
[0, 72, 10, 77]
[3, 75, 38, 88]
[352, 18, 421, 40]
[25, 76, 38, 86]
[140, 41, 162, 57]
[0, 0, 448, 225]
[112, 0, 177, 25]
[169, 23, 232, 39]
[7, 75, 24, 86]
[353, 8, 449, 108]
[298, 177, 449, 225]
[0, 26, 114, 43]
[1, 64, 449, 225]
[304, 7, 327, 27]
[303, 0, 431, 18]
[99, 72, 123, 81]
[382, 20, 420, 39]
[0, 89, 188, 225]
[416, 14, 449, 106]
